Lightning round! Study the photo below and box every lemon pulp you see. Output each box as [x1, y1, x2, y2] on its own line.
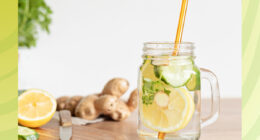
[18, 89, 57, 128]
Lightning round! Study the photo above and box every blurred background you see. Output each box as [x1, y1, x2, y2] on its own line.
[18, 0, 241, 99]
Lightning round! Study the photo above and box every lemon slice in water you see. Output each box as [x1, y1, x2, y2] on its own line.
[140, 88, 194, 133]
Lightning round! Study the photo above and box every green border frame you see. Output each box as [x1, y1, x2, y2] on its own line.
[242, 0, 260, 139]
[0, 0, 18, 139]
[0, 0, 259, 139]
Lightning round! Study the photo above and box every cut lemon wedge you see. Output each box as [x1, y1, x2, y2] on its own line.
[18, 89, 57, 128]
[140, 88, 194, 133]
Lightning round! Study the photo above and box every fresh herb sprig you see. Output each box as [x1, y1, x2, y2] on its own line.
[142, 78, 171, 105]
[18, 0, 52, 48]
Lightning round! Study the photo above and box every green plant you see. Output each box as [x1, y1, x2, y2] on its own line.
[18, 0, 52, 48]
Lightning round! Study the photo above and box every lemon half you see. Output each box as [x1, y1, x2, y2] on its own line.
[18, 89, 57, 128]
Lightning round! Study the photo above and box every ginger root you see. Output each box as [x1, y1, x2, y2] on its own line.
[57, 96, 69, 110]
[65, 96, 83, 116]
[102, 78, 129, 98]
[75, 95, 99, 120]
[94, 95, 118, 115]
[56, 78, 138, 121]
[110, 100, 131, 121]
[127, 89, 138, 112]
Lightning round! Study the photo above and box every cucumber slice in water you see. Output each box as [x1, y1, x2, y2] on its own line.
[186, 67, 201, 91]
[18, 126, 39, 140]
[154, 59, 193, 87]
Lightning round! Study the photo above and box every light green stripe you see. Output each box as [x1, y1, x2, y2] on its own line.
[0, 29, 17, 54]
[242, 78, 260, 137]
[0, 0, 18, 139]
[242, 0, 250, 21]
[242, 7, 260, 83]
[0, 97, 17, 115]
[243, 116, 260, 140]
[0, 111, 17, 131]
[0, 67, 17, 82]
[242, 0, 260, 54]
[242, 35, 260, 106]
[242, 0, 260, 139]
[0, 128, 17, 140]
[0, 45, 17, 77]
[0, 70, 18, 104]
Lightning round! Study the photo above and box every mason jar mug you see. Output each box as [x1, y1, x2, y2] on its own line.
[137, 42, 220, 140]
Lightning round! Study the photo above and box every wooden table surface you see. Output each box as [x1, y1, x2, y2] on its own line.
[35, 98, 241, 140]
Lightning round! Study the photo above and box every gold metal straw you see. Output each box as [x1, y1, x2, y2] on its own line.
[158, 0, 189, 139]
[158, 132, 166, 140]
[172, 0, 189, 56]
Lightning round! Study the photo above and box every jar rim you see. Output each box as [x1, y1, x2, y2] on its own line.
[143, 41, 195, 56]
[144, 41, 194, 45]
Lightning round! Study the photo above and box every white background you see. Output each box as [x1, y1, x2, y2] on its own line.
[18, 0, 241, 99]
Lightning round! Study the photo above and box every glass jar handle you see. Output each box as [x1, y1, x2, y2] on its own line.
[200, 68, 220, 128]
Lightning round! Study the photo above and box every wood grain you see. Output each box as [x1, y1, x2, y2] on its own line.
[34, 99, 241, 140]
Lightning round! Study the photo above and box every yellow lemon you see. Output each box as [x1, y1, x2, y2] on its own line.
[18, 89, 56, 128]
[141, 57, 158, 81]
[178, 88, 195, 129]
[140, 88, 194, 133]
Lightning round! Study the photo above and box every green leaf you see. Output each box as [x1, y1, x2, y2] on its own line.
[164, 88, 171, 95]
[142, 78, 171, 105]
[18, 0, 52, 48]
